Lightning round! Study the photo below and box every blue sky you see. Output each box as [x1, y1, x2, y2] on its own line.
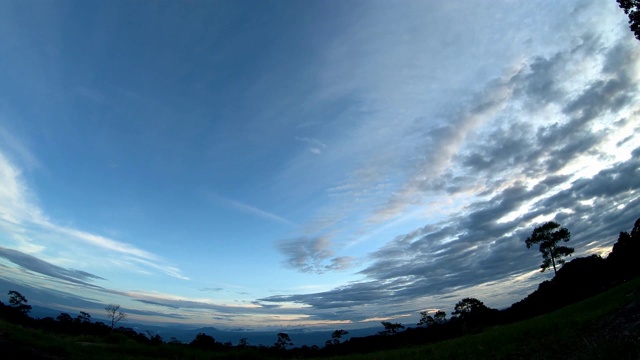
[0, 0, 639, 331]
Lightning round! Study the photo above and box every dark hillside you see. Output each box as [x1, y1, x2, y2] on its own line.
[505, 218, 640, 322]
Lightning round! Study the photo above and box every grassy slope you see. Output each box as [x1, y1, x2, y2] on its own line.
[325, 277, 640, 360]
[0, 278, 638, 359]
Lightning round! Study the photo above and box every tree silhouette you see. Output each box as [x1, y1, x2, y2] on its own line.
[608, 217, 640, 278]
[417, 311, 433, 327]
[451, 298, 486, 319]
[274, 332, 293, 350]
[190, 333, 217, 350]
[417, 310, 447, 327]
[525, 221, 574, 275]
[8, 290, 31, 315]
[331, 329, 348, 344]
[617, 0, 640, 40]
[56, 312, 73, 323]
[237, 337, 249, 347]
[145, 330, 164, 345]
[433, 310, 447, 324]
[632, 217, 640, 239]
[379, 321, 404, 335]
[105, 304, 127, 330]
[76, 311, 91, 323]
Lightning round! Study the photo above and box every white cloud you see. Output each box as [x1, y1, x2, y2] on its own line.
[295, 136, 326, 155]
[0, 126, 41, 171]
[0, 151, 43, 225]
[0, 146, 187, 280]
[209, 193, 297, 227]
[277, 236, 354, 274]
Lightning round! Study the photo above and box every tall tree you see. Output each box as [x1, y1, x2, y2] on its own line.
[331, 329, 348, 344]
[451, 298, 487, 319]
[433, 310, 447, 324]
[418, 310, 447, 327]
[417, 311, 434, 327]
[8, 290, 31, 315]
[76, 311, 91, 323]
[379, 321, 404, 336]
[190, 333, 217, 350]
[617, 0, 640, 40]
[105, 304, 127, 330]
[237, 337, 249, 347]
[274, 332, 293, 350]
[607, 217, 640, 278]
[525, 221, 574, 275]
[56, 312, 73, 323]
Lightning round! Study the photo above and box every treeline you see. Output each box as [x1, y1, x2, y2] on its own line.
[1, 217, 639, 359]
[0, 298, 302, 358]
[0, 299, 164, 345]
[0, 298, 303, 358]
[0, 293, 322, 358]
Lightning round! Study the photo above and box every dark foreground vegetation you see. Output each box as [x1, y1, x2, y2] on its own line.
[1, 218, 640, 359]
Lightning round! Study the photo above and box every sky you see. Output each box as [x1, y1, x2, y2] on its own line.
[0, 0, 639, 333]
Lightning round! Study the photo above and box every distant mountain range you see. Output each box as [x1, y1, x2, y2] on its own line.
[28, 304, 380, 347]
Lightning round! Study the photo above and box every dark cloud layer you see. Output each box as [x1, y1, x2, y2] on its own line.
[124, 307, 188, 320]
[277, 237, 353, 274]
[0, 247, 105, 287]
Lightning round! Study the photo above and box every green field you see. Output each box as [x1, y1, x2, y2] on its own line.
[1, 278, 639, 359]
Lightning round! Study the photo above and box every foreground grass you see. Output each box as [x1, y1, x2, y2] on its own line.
[1, 278, 638, 359]
[0, 321, 273, 360]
